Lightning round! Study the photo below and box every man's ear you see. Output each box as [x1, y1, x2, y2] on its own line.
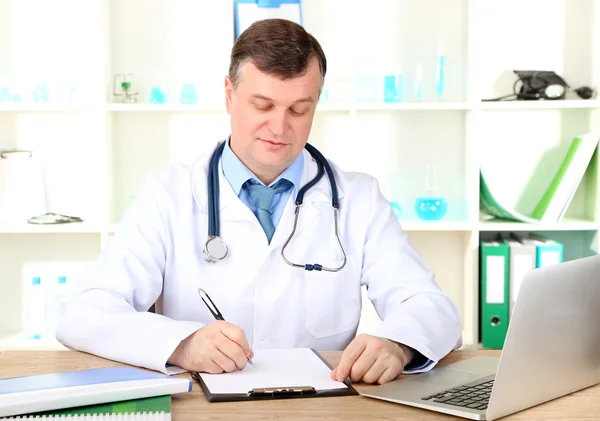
[224, 76, 234, 113]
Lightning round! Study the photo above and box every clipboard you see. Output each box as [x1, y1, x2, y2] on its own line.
[191, 349, 358, 402]
[234, 0, 303, 40]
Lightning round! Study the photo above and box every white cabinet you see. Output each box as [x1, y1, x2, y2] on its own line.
[1, 0, 599, 350]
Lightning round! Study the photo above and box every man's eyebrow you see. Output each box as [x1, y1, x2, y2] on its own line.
[249, 94, 273, 102]
[292, 97, 315, 104]
[249, 94, 315, 104]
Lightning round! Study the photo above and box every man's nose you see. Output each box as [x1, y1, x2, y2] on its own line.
[267, 110, 289, 137]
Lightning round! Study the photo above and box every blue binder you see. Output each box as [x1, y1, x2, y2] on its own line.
[234, 0, 303, 39]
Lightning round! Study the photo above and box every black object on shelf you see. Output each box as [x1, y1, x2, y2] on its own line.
[482, 70, 596, 102]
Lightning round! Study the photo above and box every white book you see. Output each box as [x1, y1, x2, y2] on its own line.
[0, 367, 191, 418]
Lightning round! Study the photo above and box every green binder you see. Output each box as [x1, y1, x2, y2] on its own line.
[480, 239, 510, 349]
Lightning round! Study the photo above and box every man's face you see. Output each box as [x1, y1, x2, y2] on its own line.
[224, 58, 321, 183]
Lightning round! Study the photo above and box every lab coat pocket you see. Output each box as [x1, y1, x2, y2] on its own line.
[304, 255, 361, 339]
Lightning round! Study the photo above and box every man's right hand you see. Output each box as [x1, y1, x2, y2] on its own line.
[168, 321, 254, 373]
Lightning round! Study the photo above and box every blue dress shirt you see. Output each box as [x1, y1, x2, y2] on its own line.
[221, 139, 303, 230]
[220, 139, 431, 371]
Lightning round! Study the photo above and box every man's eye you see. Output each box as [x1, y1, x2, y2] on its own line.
[290, 108, 308, 116]
[254, 104, 271, 111]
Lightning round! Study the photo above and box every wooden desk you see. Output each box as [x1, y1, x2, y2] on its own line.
[1, 350, 598, 420]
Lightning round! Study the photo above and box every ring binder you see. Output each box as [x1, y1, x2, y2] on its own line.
[248, 386, 316, 397]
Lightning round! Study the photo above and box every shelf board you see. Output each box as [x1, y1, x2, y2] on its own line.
[355, 101, 471, 111]
[100, 221, 474, 234]
[106, 103, 226, 112]
[0, 103, 104, 112]
[479, 99, 600, 110]
[478, 218, 599, 232]
[0, 332, 68, 351]
[3, 100, 596, 112]
[106, 102, 472, 113]
[0, 221, 106, 234]
[316, 103, 353, 111]
[399, 221, 473, 231]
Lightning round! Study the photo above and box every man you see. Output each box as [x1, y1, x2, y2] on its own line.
[57, 19, 462, 385]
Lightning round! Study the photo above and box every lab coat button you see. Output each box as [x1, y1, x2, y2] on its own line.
[259, 336, 266, 341]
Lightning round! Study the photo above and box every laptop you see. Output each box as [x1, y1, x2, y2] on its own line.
[359, 253, 600, 420]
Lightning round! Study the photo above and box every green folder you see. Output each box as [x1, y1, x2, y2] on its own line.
[480, 239, 510, 349]
[8, 395, 171, 419]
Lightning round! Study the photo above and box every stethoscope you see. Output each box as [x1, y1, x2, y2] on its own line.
[202, 140, 346, 272]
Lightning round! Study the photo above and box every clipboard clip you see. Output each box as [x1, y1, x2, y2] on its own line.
[248, 386, 316, 397]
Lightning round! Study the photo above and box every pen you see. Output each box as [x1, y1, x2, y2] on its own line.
[197, 288, 253, 365]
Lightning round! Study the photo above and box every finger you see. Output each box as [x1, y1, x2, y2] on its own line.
[330, 367, 338, 381]
[210, 348, 238, 373]
[336, 336, 368, 382]
[220, 323, 252, 357]
[349, 348, 378, 383]
[377, 366, 401, 385]
[361, 356, 389, 384]
[216, 336, 248, 370]
[199, 358, 224, 374]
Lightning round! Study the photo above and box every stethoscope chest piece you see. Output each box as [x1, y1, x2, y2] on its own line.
[203, 236, 228, 263]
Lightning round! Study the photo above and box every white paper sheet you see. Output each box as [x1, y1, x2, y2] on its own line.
[165, 364, 188, 375]
[199, 348, 348, 395]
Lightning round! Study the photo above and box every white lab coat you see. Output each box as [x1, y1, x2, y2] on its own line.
[56, 143, 462, 374]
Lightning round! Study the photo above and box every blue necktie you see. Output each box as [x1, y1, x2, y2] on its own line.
[245, 179, 292, 243]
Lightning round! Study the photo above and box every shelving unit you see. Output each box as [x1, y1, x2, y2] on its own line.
[1, 0, 599, 351]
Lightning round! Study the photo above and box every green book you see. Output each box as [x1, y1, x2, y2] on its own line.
[1, 395, 171, 420]
[531, 134, 598, 222]
[481, 134, 599, 224]
[479, 171, 539, 223]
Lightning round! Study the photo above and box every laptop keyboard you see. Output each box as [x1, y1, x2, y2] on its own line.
[421, 379, 494, 411]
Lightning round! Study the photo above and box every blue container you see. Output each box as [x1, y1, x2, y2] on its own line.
[149, 87, 167, 104]
[180, 84, 198, 104]
[414, 197, 448, 221]
[436, 55, 446, 98]
[383, 74, 403, 103]
[33, 85, 49, 102]
[0, 87, 10, 103]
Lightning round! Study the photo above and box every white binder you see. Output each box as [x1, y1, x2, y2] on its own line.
[0, 149, 46, 222]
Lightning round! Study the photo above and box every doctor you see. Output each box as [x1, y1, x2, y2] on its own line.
[56, 18, 462, 385]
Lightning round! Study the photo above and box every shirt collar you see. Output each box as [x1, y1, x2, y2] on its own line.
[221, 137, 304, 194]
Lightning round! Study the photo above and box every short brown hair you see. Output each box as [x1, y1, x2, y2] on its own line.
[228, 18, 327, 90]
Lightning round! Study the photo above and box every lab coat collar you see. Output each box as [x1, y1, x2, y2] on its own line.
[191, 141, 345, 231]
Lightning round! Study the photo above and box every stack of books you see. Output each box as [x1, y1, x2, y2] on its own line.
[0, 366, 192, 420]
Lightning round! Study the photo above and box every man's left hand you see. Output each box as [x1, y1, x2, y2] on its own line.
[330, 334, 413, 385]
